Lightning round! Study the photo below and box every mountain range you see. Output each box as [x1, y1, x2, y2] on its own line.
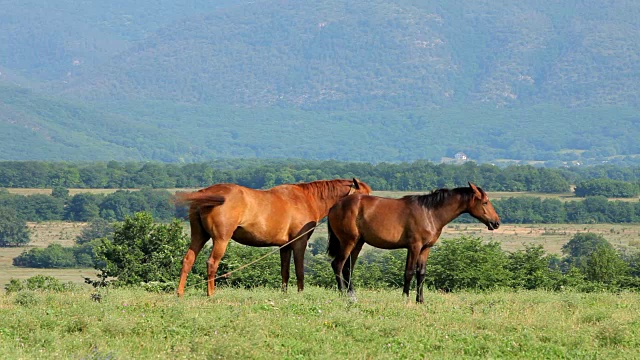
[1, 0, 639, 163]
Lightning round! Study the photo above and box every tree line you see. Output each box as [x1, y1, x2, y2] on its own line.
[1, 189, 640, 232]
[1, 160, 639, 193]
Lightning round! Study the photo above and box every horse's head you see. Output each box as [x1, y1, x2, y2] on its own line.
[347, 178, 372, 196]
[466, 182, 500, 231]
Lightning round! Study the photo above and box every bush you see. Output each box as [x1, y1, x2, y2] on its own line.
[305, 253, 336, 288]
[507, 245, 563, 290]
[561, 233, 613, 271]
[13, 244, 78, 268]
[5, 275, 77, 293]
[425, 236, 511, 292]
[353, 249, 406, 289]
[95, 212, 196, 287]
[216, 243, 282, 288]
[14, 291, 39, 307]
[0, 206, 30, 246]
[76, 218, 114, 245]
[584, 245, 630, 285]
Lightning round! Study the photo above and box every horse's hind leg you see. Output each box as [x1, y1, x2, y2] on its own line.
[343, 238, 365, 298]
[402, 245, 420, 299]
[206, 236, 231, 297]
[331, 239, 358, 294]
[177, 213, 209, 297]
[280, 246, 292, 292]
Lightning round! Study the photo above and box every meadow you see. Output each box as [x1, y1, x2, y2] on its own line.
[1, 287, 639, 359]
[2, 189, 640, 358]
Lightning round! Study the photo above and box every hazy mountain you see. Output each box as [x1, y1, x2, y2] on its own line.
[1, 0, 639, 163]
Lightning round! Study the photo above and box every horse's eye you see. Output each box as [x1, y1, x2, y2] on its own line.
[482, 202, 488, 206]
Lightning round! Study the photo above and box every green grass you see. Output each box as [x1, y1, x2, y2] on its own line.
[0, 287, 639, 359]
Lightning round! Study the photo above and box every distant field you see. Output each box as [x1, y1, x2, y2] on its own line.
[0, 222, 95, 289]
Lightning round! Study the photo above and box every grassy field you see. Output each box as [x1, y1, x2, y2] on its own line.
[0, 287, 639, 359]
[1, 189, 639, 358]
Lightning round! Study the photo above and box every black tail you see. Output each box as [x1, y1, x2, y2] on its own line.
[326, 218, 341, 258]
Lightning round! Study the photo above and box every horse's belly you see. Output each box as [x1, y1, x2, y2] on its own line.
[364, 236, 406, 250]
[231, 227, 286, 247]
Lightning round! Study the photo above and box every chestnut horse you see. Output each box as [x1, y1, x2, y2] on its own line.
[327, 183, 500, 303]
[175, 178, 371, 297]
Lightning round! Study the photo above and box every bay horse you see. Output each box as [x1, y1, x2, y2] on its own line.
[327, 183, 500, 303]
[175, 178, 371, 297]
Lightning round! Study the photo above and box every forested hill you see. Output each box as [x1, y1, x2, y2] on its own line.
[1, 0, 639, 162]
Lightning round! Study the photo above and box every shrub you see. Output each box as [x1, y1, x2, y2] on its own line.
[425, 236, 511, 292]
[76, 218, 114, 245]
[507, 245, 563, 290]
[584, 245, 630, 284]
[13, 244, 77, 268]
[561, 233, 613, 271]
[305, 253, 336, 288]
[353, 249, 405, 289]
[0, 206, 30, 247]
[5, 275, 77, 293]
[14, 291, 39, 306]
[215, 243, 283, 288]
[95, 212, 197, 287]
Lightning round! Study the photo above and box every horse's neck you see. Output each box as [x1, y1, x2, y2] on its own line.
[431, 194, 468, 229]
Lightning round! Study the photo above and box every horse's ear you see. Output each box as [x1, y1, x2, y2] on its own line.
[468, 182, 482, 198]
[352, 178, 360, 190]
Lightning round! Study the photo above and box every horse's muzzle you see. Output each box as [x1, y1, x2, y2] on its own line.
[488, 221, 500, 231]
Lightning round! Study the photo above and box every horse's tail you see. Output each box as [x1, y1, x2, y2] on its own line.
[326, 217, 341, 258]
[174, 191, 226, 216]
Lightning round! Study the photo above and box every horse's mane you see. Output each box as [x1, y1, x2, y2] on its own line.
[294, 179, 353, 200]
[404, 186, 482, 209]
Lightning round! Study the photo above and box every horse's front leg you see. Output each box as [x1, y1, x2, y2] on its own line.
[280, 246, 292, 292]
[403, 246, 420, 298]
[415, 247, 432, 304]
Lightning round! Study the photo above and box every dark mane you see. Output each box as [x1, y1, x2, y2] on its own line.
[403, 186, 482, 209]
